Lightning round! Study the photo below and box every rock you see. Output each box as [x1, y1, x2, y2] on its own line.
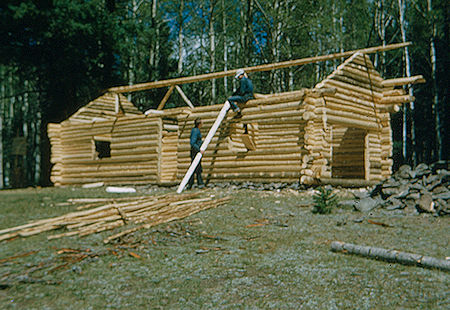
[432, 185, 448, 194]
[410, 182, 426, 191]
[426, 179, 442, 191]
[406, 192, 420, 200]
[414, 163, 431, 178]
[387, 196, 404, 208]
[340, 200, 357, 210]
[354, 197, 381, 212]
[435, 199, 450, 216]
[416, 193, 435, 213]
[386, 204, 404, 211]
[393, 189, 410, 199]
[424, 174, 441, 186]
[381, 186, 398, 197]
[433, 191, 450, 200]
[395, 164, 414, 180]
[353, 189, 370, 199]
[431, 160, 450, 172]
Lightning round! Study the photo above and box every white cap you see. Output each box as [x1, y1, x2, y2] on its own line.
[234, 69, 245, 79]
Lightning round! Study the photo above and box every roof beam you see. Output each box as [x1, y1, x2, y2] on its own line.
[108, 42, 411, 94]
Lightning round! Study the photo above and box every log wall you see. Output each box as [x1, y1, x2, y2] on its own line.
[176, 93, 309, 183]
[50, 115, 166, 186]
[305, 52, 394, 183]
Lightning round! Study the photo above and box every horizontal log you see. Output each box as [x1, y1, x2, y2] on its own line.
[60, 176, 158, 185]
[60, 170, 157, 178]
[331, 74, 383, 94]
[382, 75, 426, 87]
[324, 114, 379, 130]
[318, 79, 382, 100]
[331, 241, 450, 271]
[202, 171, 301, 179]
[113, 140, 159, 150]
[316, 107, 379, 124]
[108, 42, 410, 93]
[61, 154, 158, 165]
[380, 95, 415, 105]
[334, 69, 383, 90]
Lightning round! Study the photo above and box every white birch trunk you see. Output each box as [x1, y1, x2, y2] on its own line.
[398, 0, 416, 165]
[240, 0, 246, 63]
[128, 0, 139, 101]
[271, 0, 281, 92]
[178, 0, 184, 75]
[428, 0, 441, 160]
[222, 0, 228, 93]
[209, 1, 216, 105]
[149, 0, 158, 68]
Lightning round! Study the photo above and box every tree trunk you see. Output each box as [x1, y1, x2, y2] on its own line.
[428, 0, 441, 160]
[149, 0, 158, 69]
[222, 0, 228, 94]
[0, 74, 3, 189]
[398, 0, 416, 165]
[178, 0, 184, 75]
[128, 0, 139, 102]
[209, 1, 216, 105]
[331, 241, 450, 271]
[270, 0, 281, 92]
[240, 0, 253, 66]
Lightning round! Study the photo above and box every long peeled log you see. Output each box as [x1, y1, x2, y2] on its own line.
[331, 241, 450, 271]
[177, 101, 231, 193]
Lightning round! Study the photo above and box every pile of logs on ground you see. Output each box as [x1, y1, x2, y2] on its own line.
[344, 162, 449, 216]
[0, 192, 230, 243]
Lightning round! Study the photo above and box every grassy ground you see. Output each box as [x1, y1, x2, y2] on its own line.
[0, 185, 448, 309]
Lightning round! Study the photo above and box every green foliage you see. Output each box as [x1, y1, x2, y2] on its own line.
[312, 186, 337, 214]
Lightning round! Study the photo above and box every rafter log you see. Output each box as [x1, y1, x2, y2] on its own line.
[108, 42, 411, 93]
[175, 85, 194, 109]
[157, 85, 175, 110]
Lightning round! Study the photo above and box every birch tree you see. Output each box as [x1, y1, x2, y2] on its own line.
[398, 0, 416, 165]
[221, 0, 228, 94]
[209, 0, 217, 104]
[427, 0, 442, 160]
[178, 0, 185, 74]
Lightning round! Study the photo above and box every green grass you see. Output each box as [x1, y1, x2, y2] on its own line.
[0, 186, 449, 309]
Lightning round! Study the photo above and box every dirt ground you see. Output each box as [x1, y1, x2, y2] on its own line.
[0, 186, 448, 309]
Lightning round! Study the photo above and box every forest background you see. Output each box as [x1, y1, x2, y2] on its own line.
[0, 0, 448, 188]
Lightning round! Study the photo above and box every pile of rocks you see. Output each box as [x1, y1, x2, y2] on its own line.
[346, 162, 449, 216]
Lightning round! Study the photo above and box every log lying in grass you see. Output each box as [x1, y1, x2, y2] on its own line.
[331, 241, 450, 271]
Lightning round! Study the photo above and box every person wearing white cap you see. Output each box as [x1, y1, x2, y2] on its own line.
[227, 69, 254, 113]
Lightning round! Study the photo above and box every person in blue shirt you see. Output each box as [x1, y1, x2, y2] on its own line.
[187, 118, 205, 189]
[228, 69, 254, 113]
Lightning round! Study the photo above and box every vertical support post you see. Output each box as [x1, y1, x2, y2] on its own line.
[177, 101, 231, 193]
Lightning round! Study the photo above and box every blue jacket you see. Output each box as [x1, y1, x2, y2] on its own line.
[190, 127, 202, 152]
[233, 77, 254, 101]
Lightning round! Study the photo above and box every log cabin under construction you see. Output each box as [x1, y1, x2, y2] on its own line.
[47, 43, 425, 187]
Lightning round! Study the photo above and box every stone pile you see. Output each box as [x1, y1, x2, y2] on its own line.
[346, 162, 449, 216]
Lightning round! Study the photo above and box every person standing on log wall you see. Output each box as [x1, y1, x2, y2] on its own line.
[187, 118, 205, 189]
[228, 69, 254, 113]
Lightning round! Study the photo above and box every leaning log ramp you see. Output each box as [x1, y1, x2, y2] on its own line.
[177, 101, 231, 193]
